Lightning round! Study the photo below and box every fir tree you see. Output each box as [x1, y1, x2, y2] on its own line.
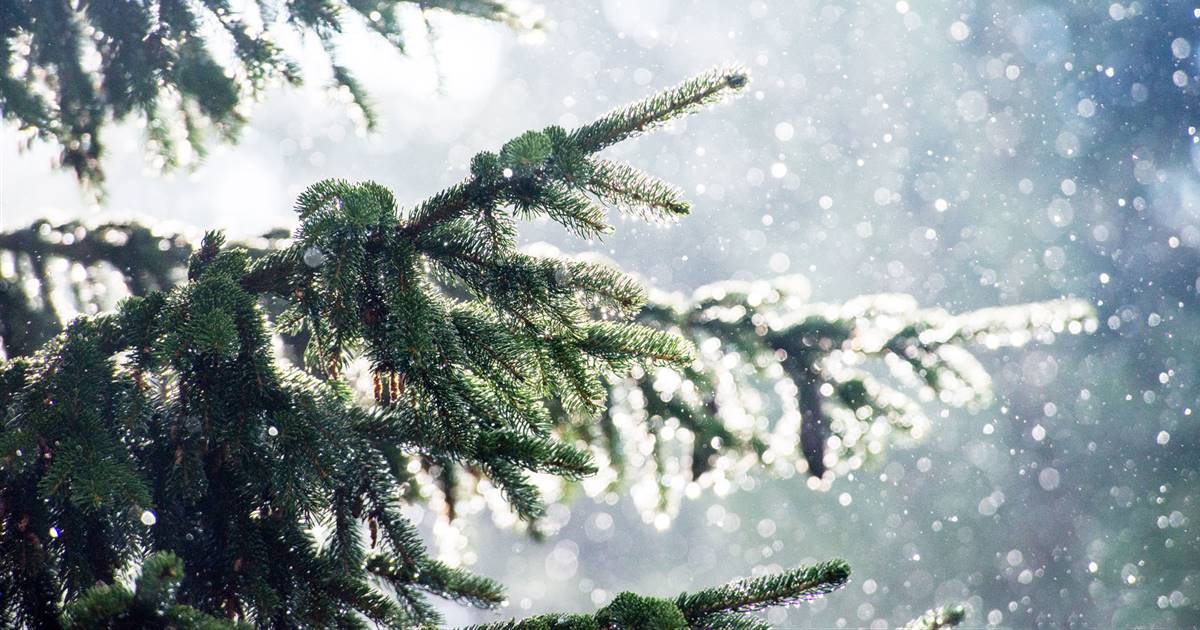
[0, 66, 862, 629]
[0, 0, 536, 187]
[0, 63, 1097, 627]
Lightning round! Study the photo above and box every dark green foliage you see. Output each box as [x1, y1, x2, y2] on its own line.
[1, 244, 445, 626]
[0, 0, 532, 186]
[60, 552, 248, 629]
[597, 592, 688, 629]
[673, 560, 850, 624]
[464, 561, 847, 630]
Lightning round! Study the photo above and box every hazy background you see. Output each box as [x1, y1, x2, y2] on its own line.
[4, 1, 1198, 627]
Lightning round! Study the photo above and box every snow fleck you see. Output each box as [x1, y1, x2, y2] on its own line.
[1172, 37, 1192, 59]
[1047, 198, 1074, 227]
[956, 91, 988, 123]
[1055, 131, 1080, 157]
[303, 246, 326, 268]
[1039, 467, 1061, 491]
[949, 21, 970, 41]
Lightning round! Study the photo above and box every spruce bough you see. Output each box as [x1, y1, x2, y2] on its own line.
[0, 67, 871, 628]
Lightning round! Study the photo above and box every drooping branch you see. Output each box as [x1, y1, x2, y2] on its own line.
[0, 0, 540, 186]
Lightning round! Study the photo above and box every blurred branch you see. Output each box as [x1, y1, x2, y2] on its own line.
[0, 0, 539, 187]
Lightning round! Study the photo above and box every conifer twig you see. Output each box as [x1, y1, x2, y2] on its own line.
[461, 560, 849, 630]
[570, 65, 749, 153]
[401, 66, 748, 235]
[674, 560, 851, 620]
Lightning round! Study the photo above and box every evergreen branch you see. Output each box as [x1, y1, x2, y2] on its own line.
[241, 247, 308, 296]
[211, 69, 747, 300]
[584, 277, 1098, 521]
[579, 321, 695, 367]
[460, 614, 590, 630]
[400, 180, 480, 240]
[475, 430, 597, 478]
[1, 0, 535, 186]
[563, 259, 647, 318]
[674, 560, 851, 620]
[568, 65, 749, 154]
[331, 62, 380, 130]
[0, 220, 189, 356]
[60, 552, 249, 629]
[401, 68, 747, 236]
[368, 553, 506, 610]
[686, 612, 772, 630]
[461, 563, 847, 630]
[480, 460, 545, 521]
[516, 183, 613, 239]
[584, 158, 692, 221]
[414, 559, 506, 609]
